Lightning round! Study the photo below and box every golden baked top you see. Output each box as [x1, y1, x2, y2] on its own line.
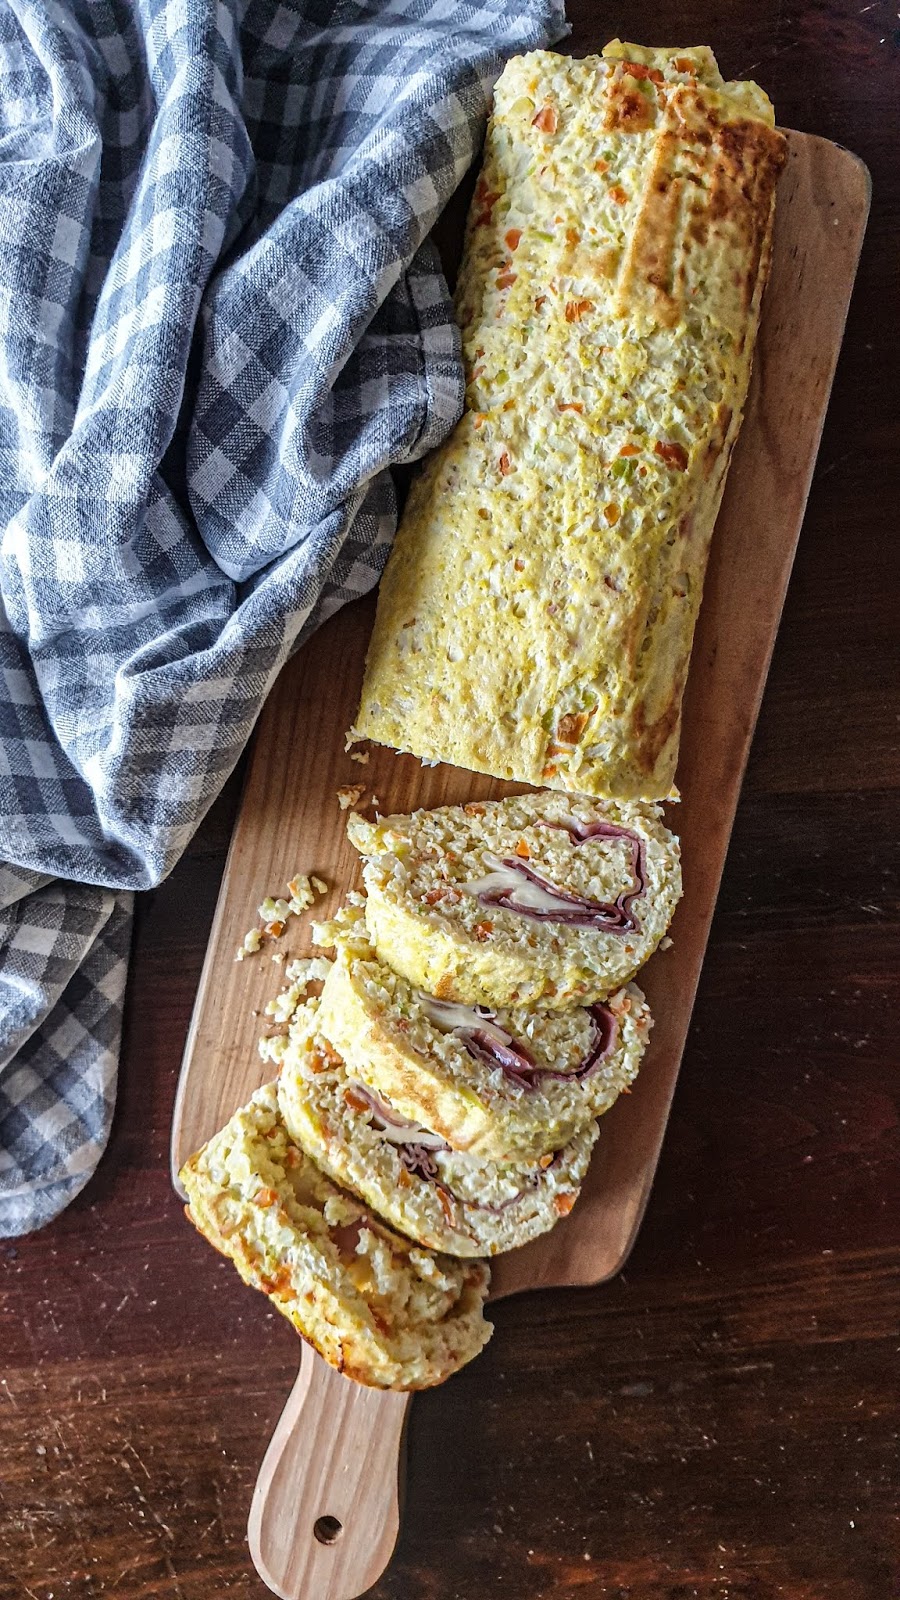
[354, 45, 785, 798]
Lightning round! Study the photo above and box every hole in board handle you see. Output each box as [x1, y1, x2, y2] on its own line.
[314, 1515, 344, 1546]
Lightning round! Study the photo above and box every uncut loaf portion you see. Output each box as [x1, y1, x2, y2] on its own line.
[180, 1083, 491, 1389]
[279, 1001, 598, 1257]
[312, 899, 651, 1162]
[353, 43, 787, 800]
[346, 791, 681, 1010]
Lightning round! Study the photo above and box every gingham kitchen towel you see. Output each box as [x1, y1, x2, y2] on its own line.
[0, 0, 566, 1235]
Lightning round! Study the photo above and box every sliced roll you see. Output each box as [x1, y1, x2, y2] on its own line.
[313, 901, 650, 1161]
[279, 1002, 599, 1257]
[346, 790, 680, 1008]
[180, 1082, 491, 1389]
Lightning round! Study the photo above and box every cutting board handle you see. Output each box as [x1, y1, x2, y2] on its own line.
[248, 1347, 411, 1600]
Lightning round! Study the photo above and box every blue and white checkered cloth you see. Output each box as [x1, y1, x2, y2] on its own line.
[0, 0, 565, 1235]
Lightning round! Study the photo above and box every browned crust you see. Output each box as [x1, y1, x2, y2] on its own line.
[631, 677, 685, 775]
[615, 84, 786, 335]
[603, 62, 659, 134]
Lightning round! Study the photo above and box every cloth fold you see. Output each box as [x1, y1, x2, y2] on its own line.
[0, 0, 566, 1235]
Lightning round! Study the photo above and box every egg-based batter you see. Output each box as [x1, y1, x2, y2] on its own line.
[354, 43, 787, 798]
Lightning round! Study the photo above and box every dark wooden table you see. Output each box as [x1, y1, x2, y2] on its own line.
[3, 4, 898, 1598]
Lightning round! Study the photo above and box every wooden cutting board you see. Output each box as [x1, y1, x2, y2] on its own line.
[170, 131, 869, 1600]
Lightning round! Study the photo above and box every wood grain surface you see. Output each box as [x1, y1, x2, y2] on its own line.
[1, 4, 898, 1599]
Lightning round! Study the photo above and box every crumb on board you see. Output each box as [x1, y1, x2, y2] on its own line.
[259, 1032, 289, 1066]
[287, 874, 316, 915]
[337, 784, 365, 810]
[311, 895, 369, 956]
[285, 955, 333, 986]
[234, 872, 328, 962]
[349, 750, 370, 765]
[659, 935, 674, 951]
[258, 955, 334, 1057]
[235, 928, 262, 961]
[259, 896, 291, 926]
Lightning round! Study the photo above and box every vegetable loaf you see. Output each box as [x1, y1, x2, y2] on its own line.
[353, 43, 786, 799]
[346, 791, 681, 1009]
[279, 1001, 598, 1257]
[313, 899, 651, 1161]
[180, 1083, 491, 1389]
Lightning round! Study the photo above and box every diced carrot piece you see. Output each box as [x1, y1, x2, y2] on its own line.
[343, 1087, 372, 1115]
[532, 104, 558, 133]
[564, 299, 595, 322]
[556, 711, 588, 744]
[504, 228, 522, 251]
[423, 884, 461, 906]
[618, 442, 640, 456]
[259, 1268, 292, 1293]
[654, 440, 689, 472]
[498, 451, 512, 476]
[496, 270, 517, 290]
[622, 61, 663, 84]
